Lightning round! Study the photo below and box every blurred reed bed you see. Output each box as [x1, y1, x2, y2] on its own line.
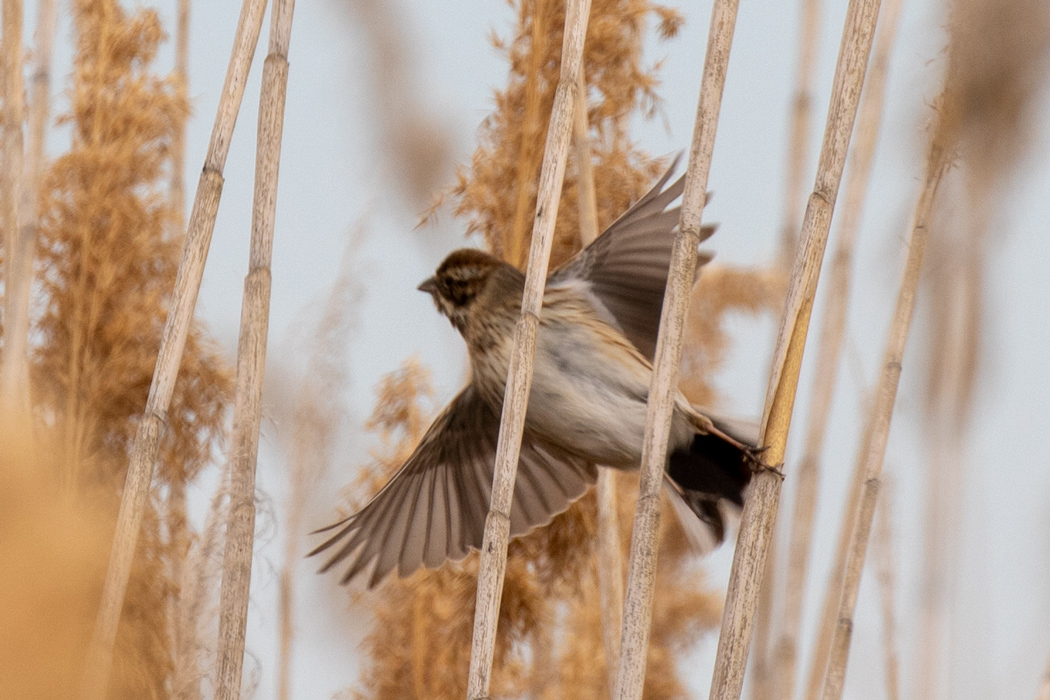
[1, 0, 231, 697]
[341, 0, 454, 208]
[913, 0, 1050, 696]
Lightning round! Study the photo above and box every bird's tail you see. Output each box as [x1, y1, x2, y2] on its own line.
[665, 415, 757, 552]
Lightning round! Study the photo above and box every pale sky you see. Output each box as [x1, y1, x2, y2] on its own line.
[31, 0, 1050, 697]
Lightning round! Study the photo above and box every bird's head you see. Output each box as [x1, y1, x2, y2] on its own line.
[418, 248, 506, 333]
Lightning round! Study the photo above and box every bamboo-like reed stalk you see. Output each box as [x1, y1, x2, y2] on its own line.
[80, 2, 270, 698]
[0, 0, 27, 421]
[213, 0, 295, 697]
[612, 2, 740, 699]
[874, 475, 900, 700]
[818, 117, 952, 700]
[707, 0, 882, 697]
[773, 0, 903, 696]
[168, 0, 192, 684]
[573, 62, 624, 700]
[464, 0, 592, 696]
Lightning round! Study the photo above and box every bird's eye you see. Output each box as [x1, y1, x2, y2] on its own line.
[445, 276, 472, 305]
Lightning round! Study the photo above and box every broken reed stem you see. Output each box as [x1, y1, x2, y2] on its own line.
[213, 1, 295, 698]
[613, 2, 739, 699]
[707, 0, 882, 697]
[0, 0, 28, 421]
[464, 0, 592, 696]
[80, 2, 270, 698]
[573, 63, 624, 699]
[773, 0, 903, 695]
[818, 133, 951, 700]
[874, 476, 900, 700]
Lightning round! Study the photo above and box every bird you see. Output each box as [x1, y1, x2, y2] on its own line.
[310, 162, 760, 588]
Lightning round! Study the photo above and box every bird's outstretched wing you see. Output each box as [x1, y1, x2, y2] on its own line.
[310, 385, 597, 588]
[551, 156, 716, 360]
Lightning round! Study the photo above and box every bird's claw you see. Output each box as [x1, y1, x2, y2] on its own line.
[745, 446, 783, 480]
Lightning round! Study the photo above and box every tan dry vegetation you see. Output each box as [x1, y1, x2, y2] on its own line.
[1, 0, 231, 697]
[0, 440, 111, 700]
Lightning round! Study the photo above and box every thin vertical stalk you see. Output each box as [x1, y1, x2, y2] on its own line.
[707, 0, 882, 697]
[507, 0, 552, 266]
[818, 133, 952, 700]
[573, 61, 623, 699]
[213, 0, 295, 697]
[172, 0, 190, 221]
[0, 0, 27, 420]
[573, 66, 599, 248]
[595, 471, 624, 696]
[874, 476, 900, 700]
[777, 0, 823, 267]
[773, 0, 904, 695]
[464, 0, 592, 696]
[801, 418, 869, 700]
[1, 0, 58, 428]
[81, 2, 269, 698]
[612, 1, 740, 699]
[168, 0, 192, 688]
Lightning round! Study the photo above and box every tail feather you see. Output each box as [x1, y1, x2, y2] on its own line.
[666, 428, 755, 551]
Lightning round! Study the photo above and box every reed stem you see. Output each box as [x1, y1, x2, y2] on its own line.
[773, 0, 904, 694]
[81, 2, 270, 697]
[612, 1, 740, 699]
[707, 0, 883, 696]
[464, 0, 592, 696]
[213, 0, 296, 697]
[818, 124, 952, 700]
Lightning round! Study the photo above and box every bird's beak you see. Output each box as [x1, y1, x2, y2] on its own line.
[417, 277, 438, 295]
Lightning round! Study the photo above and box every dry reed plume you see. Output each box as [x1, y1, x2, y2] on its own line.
[0, 0, 233, 697]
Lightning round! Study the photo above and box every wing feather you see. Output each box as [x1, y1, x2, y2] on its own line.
[550, 157, 716, 360]
[310, 385, 598, 587]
